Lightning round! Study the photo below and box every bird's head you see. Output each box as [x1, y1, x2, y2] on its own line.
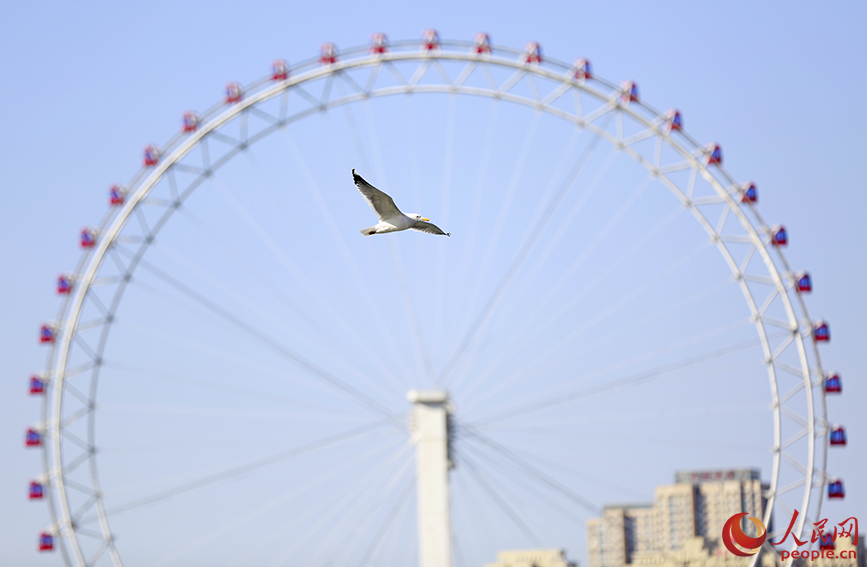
[410, 214, 430, 222]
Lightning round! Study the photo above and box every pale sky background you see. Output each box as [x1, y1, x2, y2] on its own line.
[1, 2, 865, 566]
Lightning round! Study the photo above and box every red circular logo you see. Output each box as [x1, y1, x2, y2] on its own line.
[722, 513, 767, 556]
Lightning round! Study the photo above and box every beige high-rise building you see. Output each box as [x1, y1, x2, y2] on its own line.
[814, 535, 864, 567]
[586, 469, 773, 567]
[484, 548, 578, 567]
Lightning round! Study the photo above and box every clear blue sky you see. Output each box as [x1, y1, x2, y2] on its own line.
[1, 1, 865, 566]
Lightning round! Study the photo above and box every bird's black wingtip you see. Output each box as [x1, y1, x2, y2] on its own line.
[352, 168, 362, 182]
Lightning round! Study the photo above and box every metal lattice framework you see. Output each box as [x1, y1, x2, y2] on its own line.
[34, 36, 832, 567]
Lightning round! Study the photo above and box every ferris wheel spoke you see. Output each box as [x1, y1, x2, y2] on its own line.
[461, 239, 715, 409]
[451, 519, 468, 567]
[446, 128, 616, 392]
[458, 99, 499, 284]
[177, 206, 399, 390]
[87, 418, 399, 525]
[469, 329, 787, 428]
[96, 401, 342, 422]
[280, 124, 411, 387]
[453, 108, 542, 338]
[203, 173, 394, 382]
[265, 448, 414, 567]
[464, 210, 692, 406]
[361, 98, 390, 190]
[149, 237, 325, 340]
[160, 438, 411, 566]
[326, 472, 415, 567]
[458, 449, 544, 546]
[431, 93, 459, 360]
[336, 84, 371, 173]
[170, 193, 404, 402]
[464, 435, 646, 499]
[442, 110, 543, 385]
[511, 169, 654, 320]
[301, 442, 414, 565]
[100, 432, 402, 524]
[108, 310, 360, 407]
[124, 258, 394, 408]
[379, 501, 415, 567]
[461, 426, 605, 516]
[462, 440, 588, 527]
[148, 434, 407, 567]
[99, 359, 353, 415]
[353, 94, 442, 387]
[462, 429, 662, 553]
[495, 415, 768, 454]
[236, 143, 406, 390]
[388, 238, 436, 384]
[452, 455, 500, 561]
[459, 230, 708, 411]
[117, 224, 400, 419]
[444, 116, 589, 391]
[356, 478, 415, 567]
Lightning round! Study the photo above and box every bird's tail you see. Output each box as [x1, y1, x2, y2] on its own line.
[360, 226, 377, 236]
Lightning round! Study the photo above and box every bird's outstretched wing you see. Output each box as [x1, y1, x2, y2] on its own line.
[411, 221, 451, 236]
[353, 169, 402, 221]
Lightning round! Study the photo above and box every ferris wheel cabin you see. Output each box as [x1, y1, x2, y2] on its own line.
[143, 145, 160, 167]
[813, 320, 830, 342]
[29, 481, 44, 500]
[796, 271, 812, 292]
[422, 29, 440, 50]
[25, 428, 42, 447]
[38, 533, 53, 552]
[181, 111, 199, 133]
[271, 59, 289, 80]
[824, 373, 842, 393]
[524, 42, 542, 64]
[319, 43, 338, 65]
[39, 324, 56, 344]
[109, 184, 126, 205]
[829, 426, 847, 446]
[828, 480, 845, 500]
[80, 227, 97, 248]
[29, 375, 46, 395]
[225, 82, 243, 104]
[741, 182, 757, 203]
[574, 58, 591, 80]
[666, 109, 682, 132]
[820, 532, 837, 550]
[621, 81, 639, 103]
[370, 33, 388, 54]
[705, 143, 722, 165]
[56, 274, 73, 294]
[771, 225, 787, 246]
[474, 33, 491, 54]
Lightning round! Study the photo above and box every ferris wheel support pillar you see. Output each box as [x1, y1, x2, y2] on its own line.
[408, 389, 453, 567]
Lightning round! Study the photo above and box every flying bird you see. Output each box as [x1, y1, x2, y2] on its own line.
[352, 169, 450, 237]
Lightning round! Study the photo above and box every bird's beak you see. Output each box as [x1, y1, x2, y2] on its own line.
[422, 218, 430, 221]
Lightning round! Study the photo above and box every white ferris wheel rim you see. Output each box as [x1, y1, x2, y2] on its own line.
[38, 37, 829, 567]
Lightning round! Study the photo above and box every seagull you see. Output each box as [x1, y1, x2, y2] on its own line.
[352, 169, 450, 237]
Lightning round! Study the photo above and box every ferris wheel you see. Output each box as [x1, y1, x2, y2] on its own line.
[26, 31, 845, 567]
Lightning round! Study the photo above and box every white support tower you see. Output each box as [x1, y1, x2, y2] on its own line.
[408, 390, 454, 567]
